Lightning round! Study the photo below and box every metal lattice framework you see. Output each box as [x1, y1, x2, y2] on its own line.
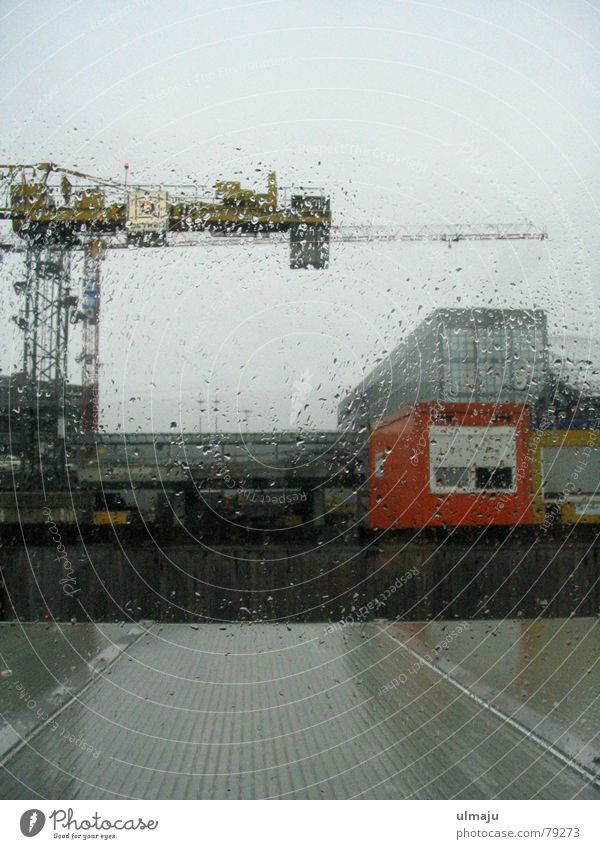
[331, 222, 547, 242]
[17, 246, 77, 481]
[78, 240, 103, 432]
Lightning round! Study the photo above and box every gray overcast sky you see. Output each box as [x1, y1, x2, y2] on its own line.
[1, 0, 599, 432]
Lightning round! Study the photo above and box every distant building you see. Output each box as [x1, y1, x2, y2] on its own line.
[535, 371, 600, 429]
[339, 308, 549, 431]
[0, 373, 83, 457]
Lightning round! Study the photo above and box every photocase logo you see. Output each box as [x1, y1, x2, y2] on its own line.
[20, 809, 46, 837]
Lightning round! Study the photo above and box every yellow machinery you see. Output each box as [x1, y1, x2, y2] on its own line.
[1, 162, 330, 265]
[531, 427, 600, 525]
[214, 170, 277, 211]
[93, 493, 132, 526]
[93, 510, 130, 526]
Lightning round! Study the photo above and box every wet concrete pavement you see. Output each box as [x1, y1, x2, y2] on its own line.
[0, 620, 598, 799]
[391, 618, 600, 774]
[0, 622, 144, 757]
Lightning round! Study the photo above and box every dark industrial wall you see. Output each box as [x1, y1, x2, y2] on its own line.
[1, 535, 598, 622]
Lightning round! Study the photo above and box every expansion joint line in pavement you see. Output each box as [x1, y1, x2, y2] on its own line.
[0, 623, 155, 770]
[379, 626, 600, 791]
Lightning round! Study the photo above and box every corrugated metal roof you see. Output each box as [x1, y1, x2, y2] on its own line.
[0, 623, 144, 758]
[0, 622, 597, 799]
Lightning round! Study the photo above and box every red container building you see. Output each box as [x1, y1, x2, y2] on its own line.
[368, 402, 533, 529]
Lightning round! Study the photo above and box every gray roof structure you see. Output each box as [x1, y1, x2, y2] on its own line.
[339, 308, 549, 430]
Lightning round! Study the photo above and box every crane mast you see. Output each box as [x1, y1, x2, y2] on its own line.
[0, 162, 546, 483]
[12, 245, 77, 482]
[79, 239, 103, 433]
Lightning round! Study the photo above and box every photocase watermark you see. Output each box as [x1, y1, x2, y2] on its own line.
[491, 420, 599, 524]
[550, 190, 591, 292]
[293, 142, 428, 176]
[90, 0, 157, 30]
[5, 86, 61, 141]
[457, 142, 530, 218]
[3, 677, 100, 759]
[149, 57, 294, 105]
[537, 428, 599, 530]
[50, 808, 158, 833]
[239, 488, 307, 505]
[409, 388, 459, 467]
[324, 566, 420, 635]
[42, 507, 79, 597]
[378, 621, 471, 695]
[491, 417, 552, 515]
[18, 806, 160, 838]
[20, 809, 46, 837]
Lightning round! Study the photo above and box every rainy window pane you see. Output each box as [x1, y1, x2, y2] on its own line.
[0, 0, 599, 812]
[434, 466, 469, 489]
[475, 466, 513, 490]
